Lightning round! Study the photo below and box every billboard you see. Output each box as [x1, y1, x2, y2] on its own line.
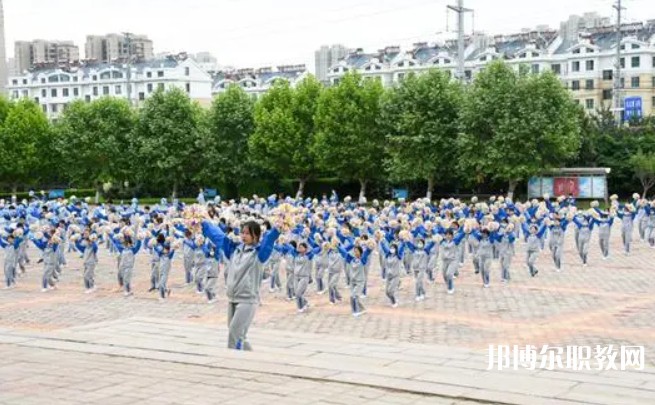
[528, 176, 606, 199]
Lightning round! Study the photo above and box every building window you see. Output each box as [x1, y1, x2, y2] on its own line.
[51, 104, 58, 113]
[73, 77, 78, 82]
[93, 75, 98, 81]
[571, 80, 580, 91]
[41, 78, 46, 84]
[22, 90, 28, 97]
[185, 83, 191, 93]
[22, 79, 27, 85]
[631, 56, 640, 68]
[139, 92, 145, 101]
[11, 90, 18, 99]
[602, 89, 612, 100]
[73, 88, 79, 97]
[464, 70, 472, 80]
[631, 77, 640, 88]
[551, 64, 561, 75]
[42, 104, 47, 113]
[572, 61, 580, 72]
[34, 97, 39, 104]
[397, 73, 405, 82]
[531, 64, 539, 74]
[585, 60, 594, 71]
[158, 71, 164, 78]
[573, 48, 580, 54]
[147, 83, 153, 92]
[620, 58, 625, 68]
[620, 78, 625, 88]
[11, 79, 17, 85]
[147, 71, 152, 78]
[652, 96, 655, 109]
[93, 87, 98, 96]
[585, 99, 594, 110]
[85, 95, 91, 103]
[115, 85, 122, 95]
[585, 79, 594, 90]
[157, 83, 165, 91]
[185, 67, 190, 76]
[653, 57, 655, 67]
[602, 70, 613, 80]
[480, 56, 487, 62]
[103, 86, 109, 95]
[652, 76, 655, 88]
[51, 89, 57, 97]
[41, 89, 47, 98]
[63, 88, 69, 97]
[632, 44, 640, 50]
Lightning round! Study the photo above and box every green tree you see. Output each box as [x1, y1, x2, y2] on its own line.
[200, 85, 255, 197]
[0, 99, 51, 192]
[56, 98, 136, 202]
[250, 76, 322, 197]
[314, 72, 385, 200]
[134, 88, 205, 198]
[381, 70, 463, 199]
[459, 61, 582, 198]
[630, 151, 655, 198]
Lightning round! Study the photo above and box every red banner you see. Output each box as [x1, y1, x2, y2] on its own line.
[553, 177, 579, 197]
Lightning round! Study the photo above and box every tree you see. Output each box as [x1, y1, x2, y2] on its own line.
[134, 88, 205, 198]
[459, 62, 582, 199]
[0, 99, 51, 192]
[630, 151, 655, 198]
[250, 76, 322, 197]
[314, 72, 385, 200]
[381, 70, 463, 199]
[56, 98, 136, 202]
[200, 85, 255, 197]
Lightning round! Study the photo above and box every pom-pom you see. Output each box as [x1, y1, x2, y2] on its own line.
[610, 194, 618, 201]
[543, 193, 550, 200]
[70, 234, 81, 242]
[590, 200, 599, 208]
[12, 228, 24, 238]
[633, 193, 640, 200]
[471, 196, 478, 204]
[34, 231, 44, 240]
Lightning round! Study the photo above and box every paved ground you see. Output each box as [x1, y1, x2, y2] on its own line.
[0, 224, 653, 404]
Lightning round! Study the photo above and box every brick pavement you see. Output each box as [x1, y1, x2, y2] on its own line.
[0, 224, 653, 403]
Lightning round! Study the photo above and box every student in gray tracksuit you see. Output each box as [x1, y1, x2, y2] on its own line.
[267, 242, 283, 292]
[572, 216, 593, 266]
[148, 234, 165, 292]
[595, 215, 614, 259]
[338, 244, 371, 317]
[314, 245, 328, 294]
[1, 235, 21, 288]
[617, 208, 636, 254]
[548, 219, 568, 271]
[523, 223, 547, 277]
[471, 229, 494, 287]
[182, 231, 195, 285]
[75, 235, 98, 292]
[441, 229, 466, 294]
[113, 235, 142, 296]
[31, 235, 59, 291]
[646, 204, 655, 247]
[496, 227, 515, 282]
[326, 246, 344, 304]
[406, 239, 436, 300]
[202, 219, 280, 351]
[379, 241, 404, 307]
[288, 242, 320, 312]
[205, 243, 220, 303]
[283, 241, 296, 300]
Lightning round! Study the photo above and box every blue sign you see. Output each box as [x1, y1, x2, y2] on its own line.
[203, 188, 218, 198]
[624, 97, 642, 121]
[48, 189, 65, 199]
[392, 188, 408, 199]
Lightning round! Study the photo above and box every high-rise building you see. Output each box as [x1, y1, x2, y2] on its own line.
[314, 44, 348, 84]
[14, 40, 80, 72]
[85, 33, 154, 63]
[0, 0, 7, 94]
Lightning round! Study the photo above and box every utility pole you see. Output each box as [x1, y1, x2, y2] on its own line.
[612, 0, 625, 124]
[123, 32, 133, 106]
[447, 0, 473, 82]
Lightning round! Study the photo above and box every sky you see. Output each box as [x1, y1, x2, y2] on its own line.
[4, 0, 655, 71]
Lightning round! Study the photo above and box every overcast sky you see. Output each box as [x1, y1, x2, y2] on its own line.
[4, 0, 655, 70]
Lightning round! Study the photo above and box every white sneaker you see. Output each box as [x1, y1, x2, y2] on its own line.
[353, 312, 361, 318]
[447, 289, 455, 295]
[41, 288, 48, 293]
[196, 290, 204, 295]
[158, 297, 165, 302]
[415, 296, 421, 302]
[124, 291, 133, 297]
[483, 284, 490, 288]
[268, 288, 276, 293]
[391, 303, 398, 308]
[207, 299, 216, 304]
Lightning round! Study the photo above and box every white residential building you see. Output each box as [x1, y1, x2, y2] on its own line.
[6, 56, 212, 119]
[212, 64, 308, 99]
[327, 18, 655, 117]
[315, 44, 349, 84]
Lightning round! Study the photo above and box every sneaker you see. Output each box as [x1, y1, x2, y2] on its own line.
[483, 284, 490, 288]
[207, 299, 216, 304]
[148, 287, 156, 293]
[41, 288, 48, 293]
[447, 289, 455, 295]
[124, 292, 133, 297]
[158, 297, 165, 302]
[317, 290, 326, 295]
[268, 288, 276, 293]
[196, 290, 204, 295]
[297, 307, 306, 314]
[391, 303, 398, 308]
[415, 296, 421, 302]
[353, 312, 361, 318]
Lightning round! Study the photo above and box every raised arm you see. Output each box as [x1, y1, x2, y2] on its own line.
[257, 228, 281, 263]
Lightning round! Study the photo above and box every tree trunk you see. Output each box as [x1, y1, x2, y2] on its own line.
[11, 184, 17, 194]
[94, 187, 101, 205]
[296, 178, 307, 199]
[358, 179, 367, 203]
[171, 180, 178, 200]
[426, 176, 435, 200]
[507, 179, 519, 201]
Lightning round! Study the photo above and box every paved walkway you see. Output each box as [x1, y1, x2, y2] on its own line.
[1, 317, 653, 405]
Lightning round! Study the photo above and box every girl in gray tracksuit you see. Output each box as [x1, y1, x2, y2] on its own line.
[282, 241, 296, 300]
[113, 236, 142, 296]
[338, 244, 371, 317]
[314, 244, 328, 294]
[572, 216, 593, 266]
[31, 235, 59, 292]
[440, 229, 466, 294]
[202, 220, 280, 351]
[182, 232, 196, 285]
[468, 232, 481, 275]
[617, 208, 636, 254]
[406, 239, 436, 300]
[470, 229, 494, 287]
[157, 244, 175, 300]
[523, 223, 547, 277]
[287, 242, 320, 313]
[266, 241, 283, 292]
[379, 241, 404, 307]
[1, 235, 21, 288]
[326, 245, 344, 304]
[594, 215, 614, 259]
[205, 243, 220, 303]
[646, 204, 655, 247]
[496, 227, 515, 282]
[75, 235, 98, 292]
[548, 219, 568, 271]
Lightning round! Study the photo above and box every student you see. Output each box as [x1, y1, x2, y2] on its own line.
[0, 233, 22, 289]
[338, 243, 371, 317]
[202, 218, 280, 351]
[440, 229, 466, 294]
[379, 241, 404, 307]
[31, 232, 60, 292]
[112, 234, 142, 297]
[75, 232, 99, 293]
[405, 238, 436, 300]
[523, 223, 547, 276]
